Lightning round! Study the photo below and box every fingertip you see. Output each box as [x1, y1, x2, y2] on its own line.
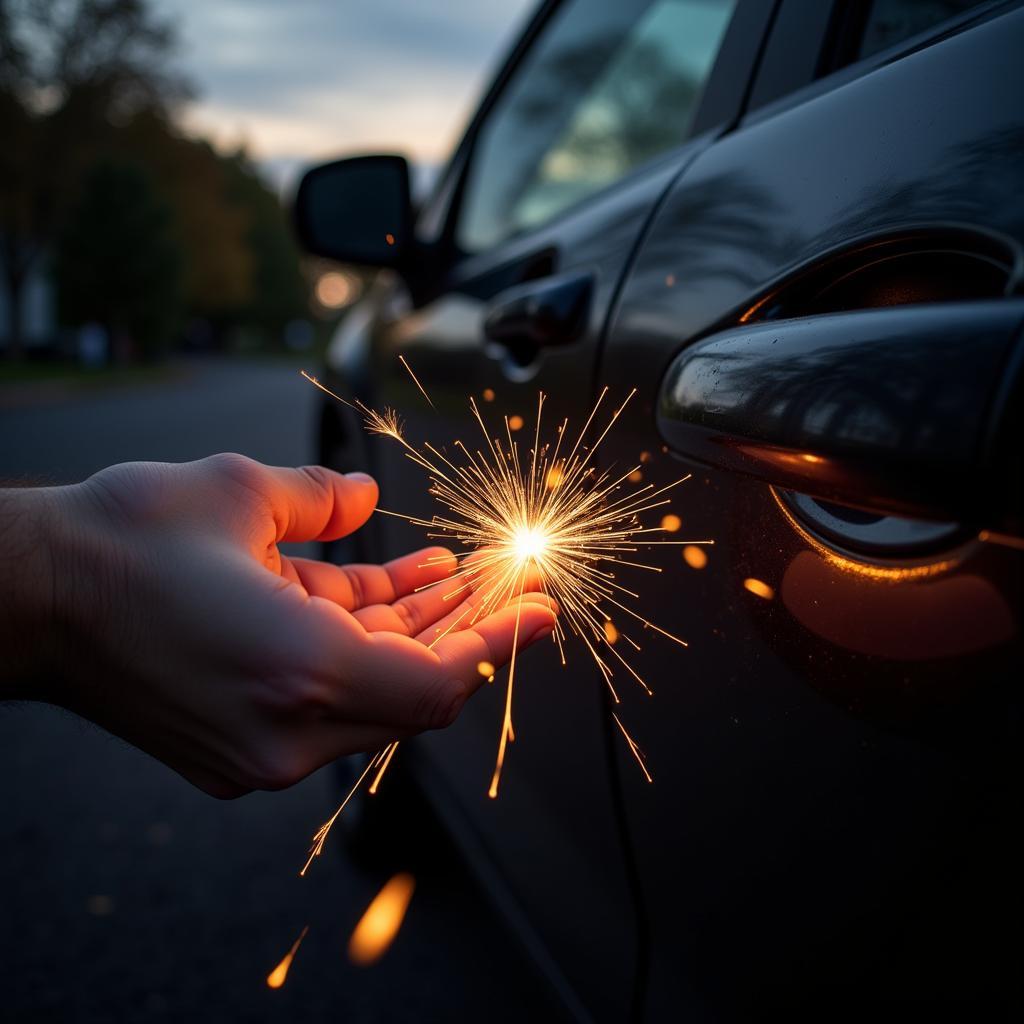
[518, 600, 558, 644]
[315, 467, 378, 541]
[519, 592, 559, 615]
[419, 545, 457, 571]
[345, 471, 377, 488]
[341, 470, 379, 509]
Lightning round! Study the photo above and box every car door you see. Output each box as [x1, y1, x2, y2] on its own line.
[600, 1, 1024, 1017]
[355, 1, 772, 1018]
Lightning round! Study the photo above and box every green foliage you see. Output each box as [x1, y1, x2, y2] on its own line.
[54, 159, 184, 360]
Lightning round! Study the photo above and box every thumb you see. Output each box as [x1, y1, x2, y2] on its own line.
[252, 462, 379, 543]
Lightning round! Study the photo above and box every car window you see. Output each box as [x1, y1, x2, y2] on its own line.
[856, 0, 989, 60]
[456, 0, 737, 254]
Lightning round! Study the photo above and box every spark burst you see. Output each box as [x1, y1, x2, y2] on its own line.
[298, 368, 712, 876]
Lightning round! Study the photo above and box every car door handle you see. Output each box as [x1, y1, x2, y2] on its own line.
[656, 300, 1024, 535]
[483, 271, 593, 352]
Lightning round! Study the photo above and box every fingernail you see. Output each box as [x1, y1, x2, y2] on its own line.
[345, 472, 375, 485]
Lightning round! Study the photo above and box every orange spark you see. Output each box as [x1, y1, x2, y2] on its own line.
[399, 354, 435, 410]
[266, 925, 309, 989]
[385, 233, 395, 246]
[604, 620, 619, 644]
[368, 741, 400, 795]
[507, 414, 524, 431]
[477, 660, 495, 678]
[660, 514, 682, 532]
[301, 755, 379, 876]
[612, 712, 653, 783]
[683, 545, 708, 570]
[348, 874, 416, 966]
[627, 469, 643, 483]
[482, 388, 495, 402]
[743, 577, 774, 600]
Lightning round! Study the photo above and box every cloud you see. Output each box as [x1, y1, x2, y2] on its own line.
[163, 0, 535, 185]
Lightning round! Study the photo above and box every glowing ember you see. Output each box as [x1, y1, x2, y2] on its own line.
[683, 545, 708, 570]
[545, 465, 564, 490]
[266, 925, 308, 989]
[743, 577, 774, 600]
[482, 388, 495, 402]
[298, 366, 713, 867]
[348, 874, 416, 966]
[385, 232, 395, 245]
[477, 660, 495, 678]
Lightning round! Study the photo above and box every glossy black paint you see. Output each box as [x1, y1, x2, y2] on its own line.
[600, 4, 1024, 1017]
[305, 1, 1024, 1019]
[293, 155, 411, 267]
[657, 300, 1024, 530]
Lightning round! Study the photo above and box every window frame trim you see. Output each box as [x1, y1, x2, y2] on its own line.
[416, 0, 775, 283]
[745, 0, 1016, 124]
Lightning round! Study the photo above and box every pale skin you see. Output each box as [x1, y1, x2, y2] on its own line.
[0, 454, 557, 798]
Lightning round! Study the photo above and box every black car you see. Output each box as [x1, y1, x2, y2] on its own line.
[294, 1, 1023, 1019]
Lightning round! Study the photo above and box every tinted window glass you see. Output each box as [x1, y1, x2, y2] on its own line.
[857, 0, 987, 60]
[457, 0, 736, 253]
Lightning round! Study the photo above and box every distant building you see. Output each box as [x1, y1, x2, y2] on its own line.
[0, 244, 58, 352]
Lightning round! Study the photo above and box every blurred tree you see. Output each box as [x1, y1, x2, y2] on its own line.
[114, 113, 253, 326]
[54, 159, 183, 361]
[111, 119, 309, 346]
[221, 149, 309, 344]
[0, 0, 189, 358]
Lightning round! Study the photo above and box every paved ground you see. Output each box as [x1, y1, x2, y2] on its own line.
[0, 358, 562, 1022]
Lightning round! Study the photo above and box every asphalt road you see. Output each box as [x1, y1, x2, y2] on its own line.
[0, 358, 561, 1022]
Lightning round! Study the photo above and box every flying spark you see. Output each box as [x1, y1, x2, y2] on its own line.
[298, 365, 712, 870]
[348, 873, 417, 966]
[266, 925, 309, 989]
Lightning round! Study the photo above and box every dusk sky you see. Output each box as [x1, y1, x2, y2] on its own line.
[163, 0, 536, 191]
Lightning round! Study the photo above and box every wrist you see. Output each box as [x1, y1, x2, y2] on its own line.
[0, 486, 67, 697]
[0, 481, 123, 704]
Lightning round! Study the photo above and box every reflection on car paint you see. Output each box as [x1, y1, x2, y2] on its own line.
[781, 551, 1016, 660]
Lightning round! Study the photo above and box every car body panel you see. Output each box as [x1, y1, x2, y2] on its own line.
[601, 6, 1024, 1015]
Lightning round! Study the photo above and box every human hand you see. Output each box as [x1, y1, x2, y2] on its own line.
[2, 455, 556, 797]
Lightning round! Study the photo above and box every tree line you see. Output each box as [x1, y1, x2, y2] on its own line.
[0, 0, 309, 361]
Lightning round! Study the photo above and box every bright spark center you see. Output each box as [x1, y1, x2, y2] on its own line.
[513, 527, 548, 562]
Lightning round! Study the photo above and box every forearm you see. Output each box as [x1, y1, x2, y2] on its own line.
[0, 485, 74, 699]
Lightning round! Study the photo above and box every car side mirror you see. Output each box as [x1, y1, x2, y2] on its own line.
[293, 155, 412, 268]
